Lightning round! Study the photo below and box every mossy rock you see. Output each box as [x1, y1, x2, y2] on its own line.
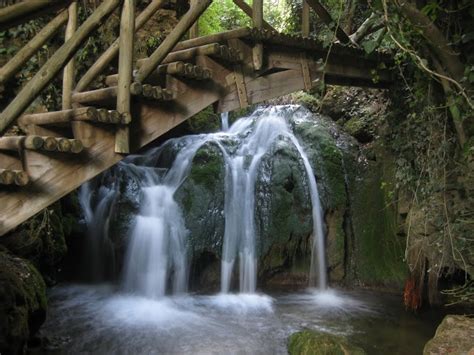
[423, 315, 474, 355]
[175, 143, 226, 257]
[0, 247, 47, 354]
[288, 330, 366, 355]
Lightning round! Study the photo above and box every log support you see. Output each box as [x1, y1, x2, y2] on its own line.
[115, 0, 136, 153]
[62, 1, 78, 110]
[252, 0, 263, 71]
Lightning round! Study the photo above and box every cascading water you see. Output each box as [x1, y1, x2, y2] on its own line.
[84, 105, 327, 297]
[220, 112, 230, 131]
[79, 182, 118, 282]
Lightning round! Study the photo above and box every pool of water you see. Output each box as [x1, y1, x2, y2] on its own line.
[40, 285, 447, 354]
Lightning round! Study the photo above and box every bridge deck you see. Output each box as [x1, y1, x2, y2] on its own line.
[0, 26, 391, 236]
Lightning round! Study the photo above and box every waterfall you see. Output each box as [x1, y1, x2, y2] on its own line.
[220, 112, 229, 131]
[79, 182, 118, 282]
[122, 139, 210, 298]
[83, 106, 328, 297]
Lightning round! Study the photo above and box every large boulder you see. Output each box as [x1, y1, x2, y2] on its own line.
[288, 330, 366, 355]
[423, 315, 474, 355]
[0, 247, 47, 354]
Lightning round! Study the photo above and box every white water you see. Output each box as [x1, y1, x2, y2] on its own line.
[84, 105, 327, 296]
[79, 183, 117, 282]
[220, 112, 229, 131]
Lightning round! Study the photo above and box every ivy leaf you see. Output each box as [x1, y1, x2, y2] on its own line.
[363, 40, 378, 54]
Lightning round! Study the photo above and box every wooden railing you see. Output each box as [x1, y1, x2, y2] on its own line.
[0, 0, 355, 150]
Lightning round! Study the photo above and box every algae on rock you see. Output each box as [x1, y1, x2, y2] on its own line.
[288, 330, 366, 355]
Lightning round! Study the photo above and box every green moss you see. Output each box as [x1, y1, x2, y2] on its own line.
[0, 247, 47, 353]
[188, 147, 223, 190]
[351, 158, 408, 287]
[185, 106, 221, 134]
[288, 330, 366, 355]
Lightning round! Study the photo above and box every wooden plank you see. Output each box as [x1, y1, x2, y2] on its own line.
[233, 65, 248, 108]
[300, 52, 312, 91]
[0, 10, 68, 85]
[115, 0, 135, 154]
[0, 0, 122, 135]
[75, 0, 164, 92]
[62, 1, 78, 110]
[218, 69, 305, 112]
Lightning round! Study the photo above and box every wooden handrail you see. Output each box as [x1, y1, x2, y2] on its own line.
[135, 0, 212, 83]
[0, 0, 122, 134]
[0, 10, 68, 85]
[75, 0, 165, 93]
[0, 0, 71, 30]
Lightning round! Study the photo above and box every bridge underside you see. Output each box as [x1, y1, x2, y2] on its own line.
[0, 29, 391, 236]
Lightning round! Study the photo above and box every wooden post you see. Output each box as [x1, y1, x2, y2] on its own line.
[75, 0, 164, 93]
[305, 0, 351, 44]
[302, 0, 310, 37]
[0, 10, 68, 86]
[62, 1, 78, 110]
[115, 0, 135, 154]
[0, 0, 122, 135]
[232, 0, 275, 31]
[252, 0, 263, 70]
[189, 0, 199, 39]
[135, 0, 212, 83]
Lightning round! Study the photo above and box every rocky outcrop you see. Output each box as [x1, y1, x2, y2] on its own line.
[0, 247, 47, 354]
[423, 315, 474, 355]
[288, 330, 366, 355]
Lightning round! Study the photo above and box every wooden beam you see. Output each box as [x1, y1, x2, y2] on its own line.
[0, 0, 122, 135]
[0, 10, 68, 86]
[189, 0, 199, 39]
[72, 84, 142, 105]
[302, 0, 310, 37]
[232, 0, 275, 32]
[115, 0, 135, 154]
[135, 0, 212, 83]
[62, 1, 78, 110]
[18, 107, 99, 126]
[305, 0, 351, 44]
[0, 0, 70, 30]
[173, 27, 251, 51]
[252, 0, 263, 71]
[75, 0, 164, 92]
[0, 169, 28, 186]
[0, 135, 43, 151]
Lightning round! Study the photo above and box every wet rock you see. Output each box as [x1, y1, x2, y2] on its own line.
[423, 315, 474, 355]
[288, 330, 366, 355]
[174, 143, 226, 259]
[0, 246, 47, 354]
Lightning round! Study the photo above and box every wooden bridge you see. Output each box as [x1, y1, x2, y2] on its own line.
[0, 0, 391, 236]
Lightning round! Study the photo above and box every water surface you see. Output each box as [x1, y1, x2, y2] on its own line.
[41, 286, 444, 354]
